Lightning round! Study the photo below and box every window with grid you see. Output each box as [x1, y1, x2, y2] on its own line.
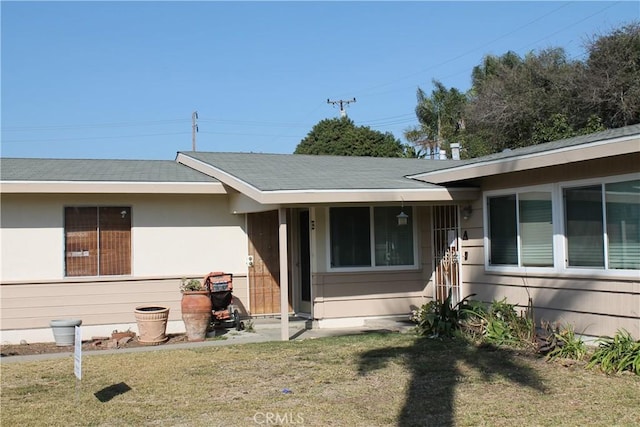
[64, 207, 131, 276]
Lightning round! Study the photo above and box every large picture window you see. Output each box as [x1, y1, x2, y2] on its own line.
[65, 207, 131, 277]
[564, 179, 639, 270]
[485, 176, 639, 274]
[330, 206, 415, 269]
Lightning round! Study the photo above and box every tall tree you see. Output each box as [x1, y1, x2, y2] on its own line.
[460, 23, 638, 156]
[295, 117, 411, 157]
[465, 48, 586, 153]
[582, 22, 640, 128]
[404, 80, 467, 158]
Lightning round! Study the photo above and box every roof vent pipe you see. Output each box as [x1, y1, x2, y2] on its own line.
[450, 143, 461, 160]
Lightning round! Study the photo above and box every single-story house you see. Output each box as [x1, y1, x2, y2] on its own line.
[1, 124, 638, 344]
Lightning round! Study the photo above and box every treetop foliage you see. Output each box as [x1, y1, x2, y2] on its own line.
[296, 23, 639, 159]
[294, 117, 413, 158]
[406, 22, 639, 159]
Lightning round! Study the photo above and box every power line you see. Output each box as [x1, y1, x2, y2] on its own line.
[3, 118, 187, 132]
[2, 132, 189, 144]
[340, 1, 597, 100]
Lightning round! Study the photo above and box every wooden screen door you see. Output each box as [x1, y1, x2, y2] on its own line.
[247, 210, 292, 315]
[433, 205, 461, 305]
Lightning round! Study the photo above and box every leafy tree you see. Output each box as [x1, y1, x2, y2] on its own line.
[465, 48, 585, 153]
[582, 22, 640, 128]
[404, 80, 467, 158]
[295, 117, 411, 157]
[407, 22, 639, 158]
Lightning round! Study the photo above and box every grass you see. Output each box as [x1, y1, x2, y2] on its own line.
[2, 332, 639, 426]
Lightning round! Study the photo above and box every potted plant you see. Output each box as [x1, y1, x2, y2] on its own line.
[134, 306, 170, 345]
[180, 278, 212, 342]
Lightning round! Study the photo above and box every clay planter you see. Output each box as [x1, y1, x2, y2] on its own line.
[181, 291, 212, 342]
[134, 306, 169, 345]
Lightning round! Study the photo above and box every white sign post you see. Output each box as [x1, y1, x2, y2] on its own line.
[74, 325, 82, 380]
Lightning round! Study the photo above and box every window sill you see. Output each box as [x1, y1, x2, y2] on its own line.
[327, 265, 420, 274]
[484, 265, 639, 280]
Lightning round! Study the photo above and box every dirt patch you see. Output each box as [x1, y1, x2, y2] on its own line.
[1, 333, 198, 358]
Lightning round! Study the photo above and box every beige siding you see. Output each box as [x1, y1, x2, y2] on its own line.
[0, 275, 249, 331]
[311, 206, 434, 319]
[463, 269, 639, 338]
[460, 157, 640, 338]
[479, 153, 639, 191]
[312, 271, 427, 319]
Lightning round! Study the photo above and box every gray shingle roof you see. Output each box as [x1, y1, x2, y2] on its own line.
[415, 123, 640, 174]
[180, 152, 460, 191]
[0, 158, 218, 183]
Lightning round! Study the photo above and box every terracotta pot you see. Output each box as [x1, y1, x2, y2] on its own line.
[181, 291, 212, 342]
[134, 306, 169, 345]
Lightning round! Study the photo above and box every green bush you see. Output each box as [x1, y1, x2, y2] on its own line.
[410, 291, 476, 337]
[546, 325, 586, 361]
[587, 329, 640, 375]
[463, 298, 534, 347]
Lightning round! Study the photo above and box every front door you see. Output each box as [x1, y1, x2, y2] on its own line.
[433, 205, 461, 305]
[297, 210, 312, 315]
[248, 210, 281, 315]
[247, 210, 293, 315]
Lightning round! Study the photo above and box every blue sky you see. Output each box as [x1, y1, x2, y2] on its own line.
[2, 1, 638, 160]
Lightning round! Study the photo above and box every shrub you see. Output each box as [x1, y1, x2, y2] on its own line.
[545, 325, 587, 361]
[411, 291, 476, 337]
[463, 298, 534, 347]
[587, 329, 640, 375]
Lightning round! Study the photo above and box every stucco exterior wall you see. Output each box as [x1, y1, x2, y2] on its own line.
[1, 193, 248, 281]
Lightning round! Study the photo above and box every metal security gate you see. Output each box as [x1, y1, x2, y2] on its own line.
[433, 205, 461, 305]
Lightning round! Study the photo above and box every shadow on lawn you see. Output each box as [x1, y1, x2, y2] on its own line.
[358, 335, 547, 426]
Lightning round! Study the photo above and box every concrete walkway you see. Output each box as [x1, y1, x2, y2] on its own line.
[1, 317, 415, 364]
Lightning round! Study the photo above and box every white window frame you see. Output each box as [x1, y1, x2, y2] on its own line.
[326, 205, 420, 272]
[483, 173, 639, 279]
[484, 184, 556, 275]
[559, 172, 639, 278]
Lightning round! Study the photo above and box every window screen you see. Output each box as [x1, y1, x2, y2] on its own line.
[65, 207, 131, 276]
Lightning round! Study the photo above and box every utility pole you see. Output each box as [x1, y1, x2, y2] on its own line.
[192, 111, 198, 151]
[327, 98, 356, 118]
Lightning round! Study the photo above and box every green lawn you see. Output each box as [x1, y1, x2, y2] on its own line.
[2, 332, 639, 426]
